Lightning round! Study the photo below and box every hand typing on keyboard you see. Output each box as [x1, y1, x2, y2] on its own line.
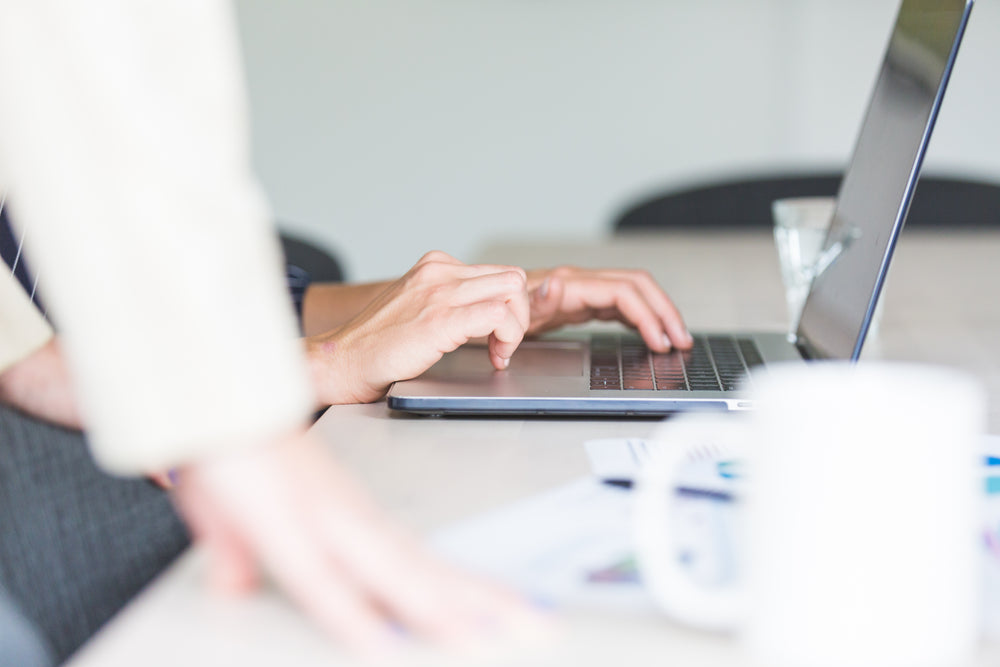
[524, 267, 693, 353]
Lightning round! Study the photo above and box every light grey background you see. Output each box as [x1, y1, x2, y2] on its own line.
[235, 0, 1000, 282]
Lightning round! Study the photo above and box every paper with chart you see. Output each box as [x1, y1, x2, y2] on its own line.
[430, 478, 654, 612]
[432, 434, 1000, 634]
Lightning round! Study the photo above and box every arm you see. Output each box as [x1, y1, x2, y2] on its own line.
[302, 266, 692, 350]
[301, 260, 692, 408]
[0, 268, 63, 422]
[0, 2, 539, 652]
[0, 338, 82, 430]
[0, 2, 311, 471]
[305, 251, 529, 406]
[0, 338, 182, 490]
[300, 280, 392, 337]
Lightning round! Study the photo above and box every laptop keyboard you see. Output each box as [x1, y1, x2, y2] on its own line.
[589, 333, 763, 392]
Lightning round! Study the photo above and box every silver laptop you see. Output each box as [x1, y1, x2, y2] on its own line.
[388, 0, 974, 416]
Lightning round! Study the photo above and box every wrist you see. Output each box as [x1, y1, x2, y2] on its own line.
[303, 332, 381, 406]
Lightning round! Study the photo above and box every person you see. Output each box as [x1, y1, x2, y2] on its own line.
[0, 2, 692, 662]
[0, 248, 690, 663]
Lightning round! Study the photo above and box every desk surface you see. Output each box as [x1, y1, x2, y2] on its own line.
[70, 230, 1000, 666]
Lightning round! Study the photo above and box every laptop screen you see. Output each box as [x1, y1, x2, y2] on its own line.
[796, 0, 973, 360]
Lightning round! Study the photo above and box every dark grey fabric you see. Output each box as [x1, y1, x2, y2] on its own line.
[0, 405, 189, 663]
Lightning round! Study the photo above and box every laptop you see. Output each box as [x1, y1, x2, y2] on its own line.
[388, 0, 974, 416]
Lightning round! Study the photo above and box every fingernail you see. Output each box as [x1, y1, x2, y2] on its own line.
[503, 357, 511, 369]
[661, 334, 672, 351]
[538, 277, 550, 299]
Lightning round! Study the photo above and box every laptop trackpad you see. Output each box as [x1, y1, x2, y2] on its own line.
[422, 341, 585, 378]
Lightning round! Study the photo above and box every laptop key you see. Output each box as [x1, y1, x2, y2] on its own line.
[590, 333, 760, 392]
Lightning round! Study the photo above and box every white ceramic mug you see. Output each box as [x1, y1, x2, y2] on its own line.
[635, 362, 985, 667]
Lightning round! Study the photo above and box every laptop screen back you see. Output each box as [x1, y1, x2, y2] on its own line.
[796, 0, 973, 360]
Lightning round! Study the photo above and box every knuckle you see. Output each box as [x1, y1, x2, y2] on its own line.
[411, 260, 444, 284]
[500, 270, 527, 291]
[552, 265, 575, 279]
[615, 280, 640, 300]
[420, 250, 450, 264]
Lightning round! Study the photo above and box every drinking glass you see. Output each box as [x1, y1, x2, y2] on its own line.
[773, 197, 885, 343]
[771, 197, 836, 339]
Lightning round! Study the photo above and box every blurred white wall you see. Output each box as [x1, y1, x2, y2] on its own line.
[235, 0, 1000, 281]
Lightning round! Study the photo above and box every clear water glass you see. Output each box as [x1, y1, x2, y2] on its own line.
[772, 197, 836, 339]
[772, 197, 885, 343]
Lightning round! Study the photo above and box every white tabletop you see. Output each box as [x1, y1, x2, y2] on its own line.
[69, 230, 1000, 666]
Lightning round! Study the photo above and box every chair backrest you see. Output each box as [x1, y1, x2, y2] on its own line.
[613, 173, 1000, 231]
[278, 231, 345, 283]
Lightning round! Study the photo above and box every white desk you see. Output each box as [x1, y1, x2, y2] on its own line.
[70, 230, 1000, 666]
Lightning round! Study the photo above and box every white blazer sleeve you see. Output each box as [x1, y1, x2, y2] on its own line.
[0, 1, 314, 473]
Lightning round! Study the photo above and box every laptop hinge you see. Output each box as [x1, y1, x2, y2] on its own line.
[795, 336, 822, 361]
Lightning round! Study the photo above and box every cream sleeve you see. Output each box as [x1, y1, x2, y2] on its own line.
[0, 1, 314, 474]
[0, 269, 54, 374]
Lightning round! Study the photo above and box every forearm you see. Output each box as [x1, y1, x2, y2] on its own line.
[0, 338, 83, 430]
[300, 280, 393, 336]
[0, 3, 313, 474]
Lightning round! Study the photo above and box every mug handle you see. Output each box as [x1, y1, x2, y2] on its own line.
[633, 415, 746, 631]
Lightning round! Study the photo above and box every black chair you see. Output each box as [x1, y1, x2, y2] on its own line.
[277, 230, 345, 283]
[613, 172, 1000, 231]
